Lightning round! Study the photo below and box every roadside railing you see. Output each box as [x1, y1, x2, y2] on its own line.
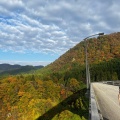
[103, 80, 120, 86]
[90, 80, 120, 120]
[90, 84, 102, 120]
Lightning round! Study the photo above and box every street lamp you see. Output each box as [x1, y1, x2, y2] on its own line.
[84, 33, 104, 97]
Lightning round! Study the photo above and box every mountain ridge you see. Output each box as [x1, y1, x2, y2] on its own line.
[41, 32, 120, 72]
[34, 32, 120, 83]
[1, 32, 120, 120]
[0, 63, 44, 75]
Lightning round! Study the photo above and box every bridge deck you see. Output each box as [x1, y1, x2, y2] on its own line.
[92, 83, 120, 120]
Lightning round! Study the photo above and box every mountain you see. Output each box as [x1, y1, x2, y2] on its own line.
[46, 32, 120, 72]
[36, 32, 120, 82]
[0, 64, 21, 73]
[0, 64, 44, 75]
[1, 32, 120, 120]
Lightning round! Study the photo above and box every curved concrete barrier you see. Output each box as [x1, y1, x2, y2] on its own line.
[90, 84, 101, 120]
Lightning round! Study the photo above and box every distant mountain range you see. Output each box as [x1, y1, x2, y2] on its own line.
[0, 63, 44, 75]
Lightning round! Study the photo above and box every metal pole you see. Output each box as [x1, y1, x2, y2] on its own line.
[87, 54, 91, 90]
[85, 38, 89, 89]
[84, 33, 104, 91]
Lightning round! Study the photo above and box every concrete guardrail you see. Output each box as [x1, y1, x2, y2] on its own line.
[90, 84, 101, 120]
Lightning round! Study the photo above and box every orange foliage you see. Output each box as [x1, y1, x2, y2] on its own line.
[60, 89, 65, 95]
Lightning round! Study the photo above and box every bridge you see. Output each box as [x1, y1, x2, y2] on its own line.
[90, 81, 120, 120]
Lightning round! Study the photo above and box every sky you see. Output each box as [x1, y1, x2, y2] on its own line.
[0, 0, 120, 66]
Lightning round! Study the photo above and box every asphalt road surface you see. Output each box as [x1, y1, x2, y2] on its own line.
[92, 83, 120, 120]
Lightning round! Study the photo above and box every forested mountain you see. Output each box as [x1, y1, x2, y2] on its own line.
[44, 32, 120, 72]
[0, 64, 44, 75]
[0, 64, 21, 73]
[1, 32, 120, 120]
[37, 32, 120, 82]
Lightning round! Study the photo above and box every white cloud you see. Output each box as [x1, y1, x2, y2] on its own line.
[0, 0, 120, 56]
[0, 60, 50, 66]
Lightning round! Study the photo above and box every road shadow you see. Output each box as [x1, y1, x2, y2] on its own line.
[103, 117, 109, 120]
[36, 88, 89, 120]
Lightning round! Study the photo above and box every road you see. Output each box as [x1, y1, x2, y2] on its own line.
[92, 83, 120, 120]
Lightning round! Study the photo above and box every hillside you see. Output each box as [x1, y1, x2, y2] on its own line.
[0, 64, 21, 73]
[1, 32, 120, 120]
[35, 32, 120, 83]
[0, 64, 44, 76]
[45, 32, 120, 72]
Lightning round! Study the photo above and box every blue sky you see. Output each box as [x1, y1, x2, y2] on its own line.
[0, 0, 120, 66]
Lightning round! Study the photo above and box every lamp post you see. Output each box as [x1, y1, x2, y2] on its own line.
[84, 33, 104, 97]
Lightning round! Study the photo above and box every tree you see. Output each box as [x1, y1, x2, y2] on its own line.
[68, 78, 80, 92]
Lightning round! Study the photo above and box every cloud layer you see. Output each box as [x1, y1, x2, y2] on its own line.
[0, 0, 120, 56]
